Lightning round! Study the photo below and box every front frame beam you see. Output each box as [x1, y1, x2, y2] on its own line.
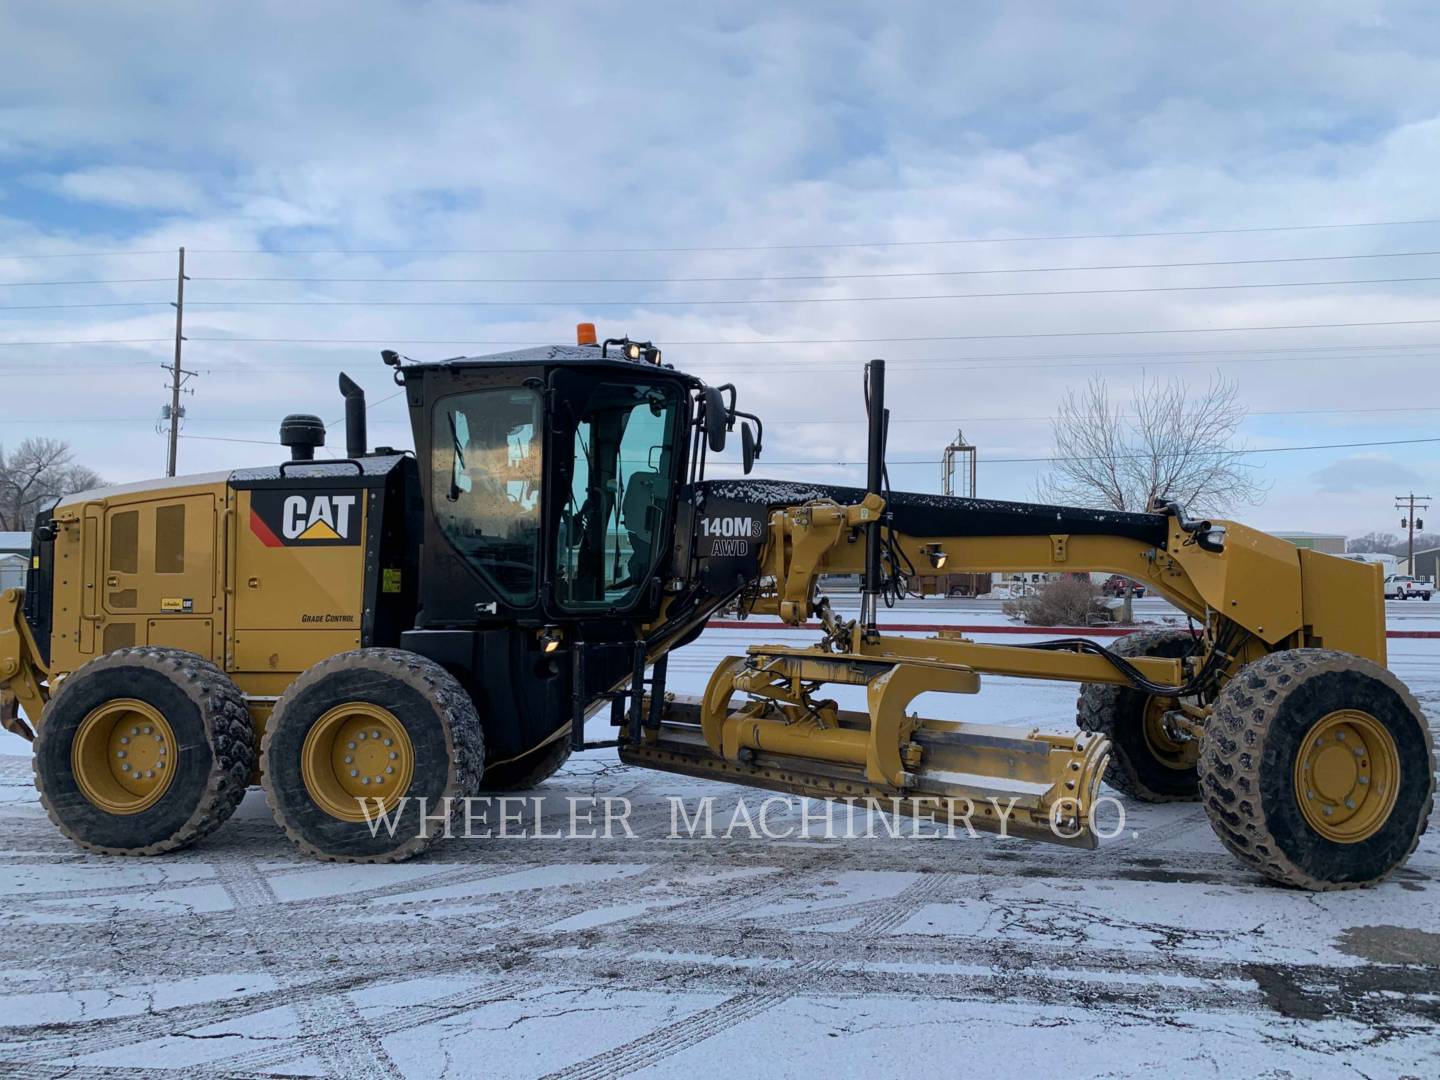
[855, 633, 1186, 686]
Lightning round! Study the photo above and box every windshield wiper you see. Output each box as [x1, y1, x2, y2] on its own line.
[446, 411, 466, 502]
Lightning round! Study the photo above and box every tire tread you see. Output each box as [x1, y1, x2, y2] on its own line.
[1199, 648, 1435, 890]
[34, 647, 255, 856]
[260, 647, 484, 863]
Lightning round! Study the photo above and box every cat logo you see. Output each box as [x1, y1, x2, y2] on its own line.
[249, 491, 361, 548]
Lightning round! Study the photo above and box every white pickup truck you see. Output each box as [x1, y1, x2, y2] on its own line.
[1384, 574, 1433, 600]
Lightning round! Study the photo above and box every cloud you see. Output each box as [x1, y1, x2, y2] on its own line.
[1310, 454, 1425, 494]
[0, 1, 1438, 542]
[37, 166, 207, 212]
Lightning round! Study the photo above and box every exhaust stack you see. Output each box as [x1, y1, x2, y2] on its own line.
[338, 373, 366, 458]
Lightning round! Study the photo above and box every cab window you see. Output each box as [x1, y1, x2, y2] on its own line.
[431, 387, 542, 605]
[556, 381, 678, 609]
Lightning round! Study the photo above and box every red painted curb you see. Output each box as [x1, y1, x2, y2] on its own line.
[704, 620, 1440, 640]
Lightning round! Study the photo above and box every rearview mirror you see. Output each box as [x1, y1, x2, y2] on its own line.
[741, 421, 756, 474]
[703, 386, 727, 453]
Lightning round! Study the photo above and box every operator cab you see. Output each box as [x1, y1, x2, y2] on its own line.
[386, 327, 761, 762]
[393, 327, 758, 630]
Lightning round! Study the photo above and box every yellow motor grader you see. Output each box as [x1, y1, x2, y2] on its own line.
[0, 329, 1431, 889]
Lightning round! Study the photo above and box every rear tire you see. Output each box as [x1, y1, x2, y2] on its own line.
[1076, 629, 1201, 802]
[1199, 648, 1434, 890]
[33, 648, 254, 855]
[480, 735, 571, 792]
[261, 648, 483, 862]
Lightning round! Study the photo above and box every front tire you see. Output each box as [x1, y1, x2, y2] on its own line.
[1199, 649, 1434, 890]
[261, 648, 484, 862]
[1076, 629, 1201, 802]
[34, 648, 255, 855]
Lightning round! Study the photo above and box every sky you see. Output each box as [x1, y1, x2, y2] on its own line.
[3, 1, 1440, 538]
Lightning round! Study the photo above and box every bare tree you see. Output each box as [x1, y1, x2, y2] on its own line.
[1347, 531, 1401, 554]
[1038, 374, 1267, 515]
[0, 439, 103, 531]
[1346, 531, 1440, 557]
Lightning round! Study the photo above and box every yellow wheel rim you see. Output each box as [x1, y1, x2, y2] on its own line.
[300, 703, 415, 822]
[1293, 709, 1400, 843]
[1141, 694, 1198, 770]
[72, 700, 177, 815]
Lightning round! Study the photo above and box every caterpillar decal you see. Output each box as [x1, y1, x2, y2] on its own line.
[250, 491, 361, 547]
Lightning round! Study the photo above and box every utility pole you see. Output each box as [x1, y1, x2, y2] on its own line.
[165, 247, 190, 477]
[1395, 492, 1431, 575]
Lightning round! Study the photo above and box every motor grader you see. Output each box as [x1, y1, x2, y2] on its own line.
[0, 327, 1431, 889]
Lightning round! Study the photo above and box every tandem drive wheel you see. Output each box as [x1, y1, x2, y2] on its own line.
[1199, 648, 1435, 890]
[261, 648, 484, 862]
[33, 648, 255, 855]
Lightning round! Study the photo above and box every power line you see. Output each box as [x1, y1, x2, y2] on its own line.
[186, 248, 1440, 285]
[170, 317, 1440, 345]
[14, 402, 1440, 427]
[184, 216, 1440, 255]
[779, 405, 1440, 425]
[0, 249, 172, 262]
[326, 388, 405, 427]
[679, 350, 1440, 374]
[0, 338, 170, 346]
[3, 215, 1438, 267]
[11, 318, 1440, 348]
[178, 273, 1440, 306]
[176, 388, 408, 446]
[10, 271, 1438, 311]
[0, 348, 1423, 380]
[7, 335, 1438, 363]
[5, 333, 1440, 383]
[0, 302, 172, 310]
[0, 278, 174, 288]
[172, 434, 1440, 465]
[698, 339, 1440, 363]
[177, 433, 276, 446]
[737, 435, 1440, 468]
[3, 341, 1440, 381]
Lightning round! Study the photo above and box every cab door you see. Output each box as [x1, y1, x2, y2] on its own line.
[547, 370, 684, 617]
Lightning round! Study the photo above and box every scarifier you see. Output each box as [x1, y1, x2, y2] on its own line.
[0, 327, 1431, 888]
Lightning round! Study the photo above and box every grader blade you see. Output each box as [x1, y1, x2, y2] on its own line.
[626, 647, 1114, 847]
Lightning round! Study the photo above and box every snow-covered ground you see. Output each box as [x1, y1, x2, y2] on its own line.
[1, 599, 1437, 1077]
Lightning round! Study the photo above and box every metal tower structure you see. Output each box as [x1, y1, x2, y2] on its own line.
[941, 429, 977, 498]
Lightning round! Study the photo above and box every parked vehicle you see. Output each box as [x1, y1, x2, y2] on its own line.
[1100, 574, 1146, 598]
[1384, 574, 1432, 600]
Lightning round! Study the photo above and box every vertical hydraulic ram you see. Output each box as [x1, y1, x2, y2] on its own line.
[860, 358, 886, 634]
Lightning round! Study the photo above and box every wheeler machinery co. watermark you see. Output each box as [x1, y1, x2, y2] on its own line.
[352, 794, 1130, 842]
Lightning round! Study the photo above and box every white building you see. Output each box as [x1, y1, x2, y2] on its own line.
[0, 532, 30, 557]
[1272, 530, 1347, 554]
[0, 553, 26, 592]
[1344, 551, 1402, 573]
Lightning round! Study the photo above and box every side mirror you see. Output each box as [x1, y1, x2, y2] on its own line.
[741, 422, 757, 475]
[703, 386, 727, 453]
